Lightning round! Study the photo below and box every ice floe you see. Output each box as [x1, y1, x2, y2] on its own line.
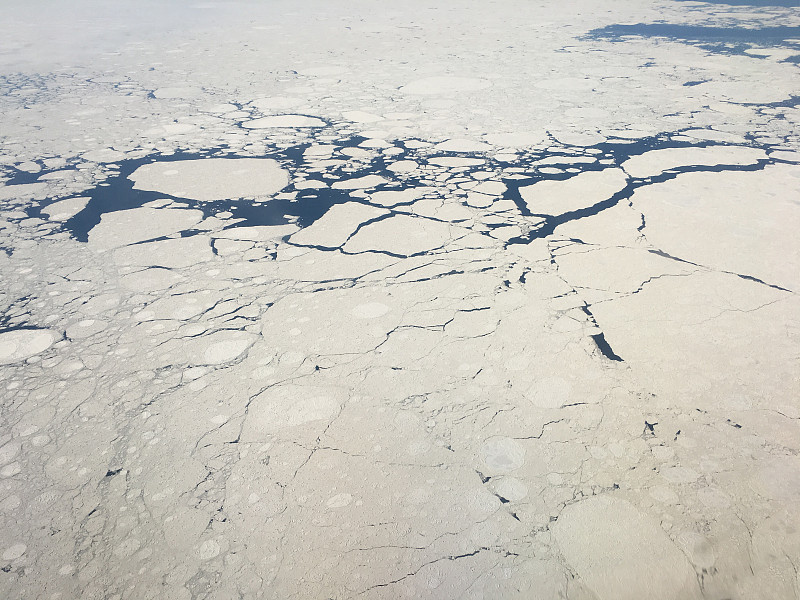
[0, 329, 58, 364]
[129, 158, 289, 201]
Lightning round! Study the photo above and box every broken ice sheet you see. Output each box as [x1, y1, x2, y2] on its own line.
[1, 2, 800, 600]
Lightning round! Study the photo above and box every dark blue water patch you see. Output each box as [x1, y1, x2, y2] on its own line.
[28, 154, 365, 243]
[8, 127, 784, 273]
[587, 24, 800, 56]
[3, 166, 49, 186]
[591, 333, 624, 361]
[503, 133, 774, 245]
[21, 135, 459, 244]
[740, 95, 800, 125]
[0, 72, 53, 98]
[673, 0, 799, 6]
[502, 132, 727, 218]
[0, 295, 34, 332]
[759, 94, 800, 108]
[0, 324, 46, 335]
[508, 155, 771, 241]
[590, 24, 800, 44]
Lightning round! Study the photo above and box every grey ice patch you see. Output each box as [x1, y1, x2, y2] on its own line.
[480, 437, 526, 473]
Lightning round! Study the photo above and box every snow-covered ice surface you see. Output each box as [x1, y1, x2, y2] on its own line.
[1, 1, 799, 599]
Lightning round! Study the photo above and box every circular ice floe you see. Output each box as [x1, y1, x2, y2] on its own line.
[484, 132, 546, 148]
[428, 157, 484, 168]
[554, 496, 701, 600]
[0, 442, 21, 466]
[242, 114, 325, 128]
[465, 192, 493, 208]
[2, 543, 26, 561]
[129, 158, 289, 201]
[351, 302, 390, 319]
[246, 385, 343, 433]
[387, 160, 418, 173]
[1, 462, 21, 477]
[434, 138, 492, 152]
[202, 337, 254, 365]
[197, 539, 221, 560]
[676, 532, 717, 571]
[0, 329, 58, 365]
[326, 493, 353, 508]
[0, 495, 21, 512]
[480, 437, 526, 473]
